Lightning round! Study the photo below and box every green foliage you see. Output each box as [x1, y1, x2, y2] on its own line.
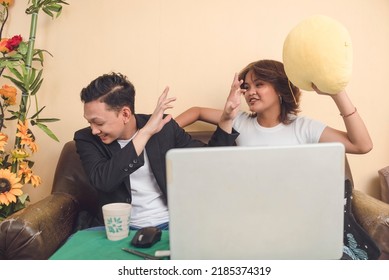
[26, 0, 69, 18]
[0, 0, 68, 220]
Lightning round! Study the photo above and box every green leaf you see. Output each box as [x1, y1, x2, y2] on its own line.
[5, 109, 19, 119]
[0, 60, 19, 69]
[34, 49, 52, 61]
[28, 68, 37, 86]
[35, 122, 59, 142]
[0, 60, 7, 68]
[38, 50, 46, 60]
[30, 69, 43, 89]
[32, 57, 44, 66]
[2, 75, 28, 92]
[20, 63, 28, 77]
[17, 42, 28, 55]
[46, 4, 62, 13]
[35, 118, 60, 123]
[18, 193, 30, 205]
[42, 7, 54, 18]
[7, 51, 24, 60]
[30, 105, 46, 119]
[30, 78, 43, 95]
[7, 67, 24, 82]
[1, 154, 10, 166]
[7, 108, 22, 116]
[4, 115, 18, 121]
[35, 48, 52, 56]
[25, 159, 35, 168]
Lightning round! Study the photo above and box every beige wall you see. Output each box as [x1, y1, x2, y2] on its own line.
[3, 0, 388, 203]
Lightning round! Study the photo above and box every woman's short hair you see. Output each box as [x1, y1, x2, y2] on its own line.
[238, 59, 301, 124]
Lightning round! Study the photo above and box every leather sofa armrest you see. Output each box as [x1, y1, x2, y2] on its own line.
[0, 192, 78, 260]
[352, 189, 389, 256]
[379, 166, 389, 204]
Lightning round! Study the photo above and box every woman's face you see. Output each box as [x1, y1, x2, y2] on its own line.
[243, 70, 280, 115]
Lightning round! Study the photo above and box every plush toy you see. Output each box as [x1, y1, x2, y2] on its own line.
[282, 15, 353, 94]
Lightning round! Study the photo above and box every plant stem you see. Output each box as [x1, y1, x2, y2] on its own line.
[0, 6, 8, 135]
[0, 5, 8, 39]
[0, 5, 8, 129]
[0, 101, 4, 131]
[25, 12, 38, 83]
[18, 11, 38, 124]
[17, 10, 38, 123]
[12, 10, 39, 172]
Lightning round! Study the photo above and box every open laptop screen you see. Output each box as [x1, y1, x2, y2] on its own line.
[166, 143, 345, 260]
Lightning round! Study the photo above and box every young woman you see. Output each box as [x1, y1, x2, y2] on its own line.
[175, 59, 372, 154]
[175, 59, 379, 259]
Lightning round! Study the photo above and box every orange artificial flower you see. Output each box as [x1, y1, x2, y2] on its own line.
[30, 174, 41, 187]
[17, 161, 41, 187]
[0, 0, 14, 7]
[0, 84, 17, 105]
[0, 168, 23, 206]
[16, 120, 38, 153]
[0, 35, 22, 53]
[0, 133, 8, 152]
[17, 161, 31, 180]
[0, 38, 9, 53]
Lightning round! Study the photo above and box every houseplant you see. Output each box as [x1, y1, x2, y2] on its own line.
[0, 0, 68, 221]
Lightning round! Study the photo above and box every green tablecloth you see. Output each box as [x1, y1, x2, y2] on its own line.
[50, 229, 170, 260]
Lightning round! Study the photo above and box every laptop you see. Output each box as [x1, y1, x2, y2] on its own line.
[166, 143, 345, 260]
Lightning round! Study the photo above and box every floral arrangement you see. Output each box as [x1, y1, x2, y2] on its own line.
[0, 0, 68, 221]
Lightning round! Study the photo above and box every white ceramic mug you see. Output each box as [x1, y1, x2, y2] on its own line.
[102, 202, 132, 241]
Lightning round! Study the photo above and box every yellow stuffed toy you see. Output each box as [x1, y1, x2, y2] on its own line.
[282, 15, 353, 94]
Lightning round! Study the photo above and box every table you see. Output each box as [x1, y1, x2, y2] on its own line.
[49, 228, 170, 260]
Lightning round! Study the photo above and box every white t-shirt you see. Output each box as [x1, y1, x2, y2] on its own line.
[233, 111, 326, 147]
[117, 139, 169, 228]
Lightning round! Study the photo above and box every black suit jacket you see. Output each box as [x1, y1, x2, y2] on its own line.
[74, 114, 238, 225]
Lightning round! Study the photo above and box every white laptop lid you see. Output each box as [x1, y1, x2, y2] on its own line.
[166, 143, 345, 260]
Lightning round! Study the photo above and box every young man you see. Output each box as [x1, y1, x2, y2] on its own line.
[74, 72, 238, 230]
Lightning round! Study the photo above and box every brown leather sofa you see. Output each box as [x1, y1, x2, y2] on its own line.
[1, 131, 389, 260]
